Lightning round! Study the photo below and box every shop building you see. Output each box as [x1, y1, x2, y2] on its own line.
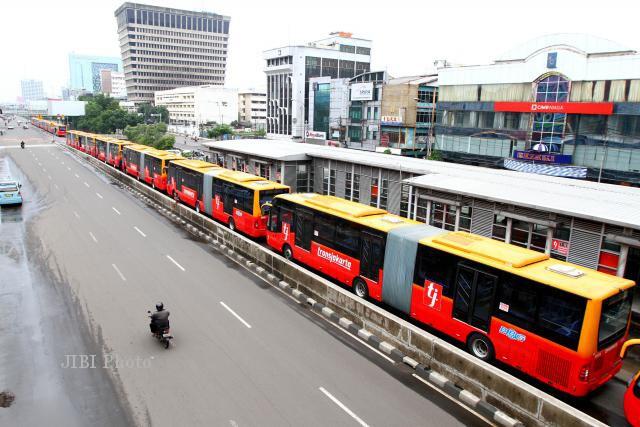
[436, 34, 640, 185]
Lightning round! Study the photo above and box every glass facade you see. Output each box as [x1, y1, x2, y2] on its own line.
[313, 83, 331, 136]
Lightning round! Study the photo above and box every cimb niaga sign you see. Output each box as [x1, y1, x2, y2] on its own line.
[494, 102, 614, 115]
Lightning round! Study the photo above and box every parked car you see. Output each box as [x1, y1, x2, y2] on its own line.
[22, 124, 28, 129]
[0, 180, 23, 206]
[7, 125, 14, 130]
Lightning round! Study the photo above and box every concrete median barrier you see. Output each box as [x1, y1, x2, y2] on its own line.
[70, 146, 606, 427]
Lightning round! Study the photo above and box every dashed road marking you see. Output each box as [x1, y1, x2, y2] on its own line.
[220, 301, 252, 329]
[318, 387, 369, 427]
[96, 192, 103, 199]
[112, 207, 121, 215]
[166, 255, 185, 271]
[134, 226, 146, 237]
[112, 264, 126, 281]
[84, 182, 90, 188]
[89, 232, 98, 243]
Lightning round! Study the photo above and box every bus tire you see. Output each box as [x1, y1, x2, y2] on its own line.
[353, 277, 369, 299]
[229, 218, 236, 232]
[282, 244, 293, 261]
[467, 333, 494, 362]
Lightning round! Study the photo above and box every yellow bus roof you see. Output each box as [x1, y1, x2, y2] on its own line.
[210, 169, 289, 191]
[123, 143, 156, 153]
[170, 159, 220, 173]
[145, 149, 183, 161]
[423, 232, 635, 300]
[276, 193, 420, 233]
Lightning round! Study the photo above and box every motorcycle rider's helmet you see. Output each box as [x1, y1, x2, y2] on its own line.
[156, 302, 164, 311]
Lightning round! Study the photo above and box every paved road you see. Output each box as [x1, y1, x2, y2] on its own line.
[1, 125, 489, 426]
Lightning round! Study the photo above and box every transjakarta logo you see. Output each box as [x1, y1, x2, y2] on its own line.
[498, 326, 526, 342]
[282, 222, 290, 241]
[530, 103, 564, 112]
[424, 281, 442, 311]
[316, 246, 352, 270]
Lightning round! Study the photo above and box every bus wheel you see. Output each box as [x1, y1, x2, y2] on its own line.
[229, 218, 236, 232]
[467, 333, 494, 362]
[353, 278, 369, 299]
[282, 244, 293, 260]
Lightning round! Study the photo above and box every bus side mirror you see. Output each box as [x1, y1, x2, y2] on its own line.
[18, 184, 22, 188]
[621, 339, 640, 358]
[261, 203, 271, 216]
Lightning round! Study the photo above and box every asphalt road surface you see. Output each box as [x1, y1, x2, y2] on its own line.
[1, 126, 491, 426]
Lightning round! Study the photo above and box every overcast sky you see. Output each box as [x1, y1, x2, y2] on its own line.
[1, 0, 639, 101]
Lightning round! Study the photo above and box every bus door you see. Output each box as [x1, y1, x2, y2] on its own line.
[360, 231, 384, 283]
[223, 184, 235, 216]
[294, 209, 313, 252]
[452, 264, 497, 332]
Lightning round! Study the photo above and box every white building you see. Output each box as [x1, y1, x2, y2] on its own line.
[264, 32, 371, 139]
[308, 77, 351, 142]
[238, 91, 267, 130]
[155, 85, 238, 135]
[119, 100, 136, 113]
[21, 79, 46, 101]
[100, 70, 127, 99]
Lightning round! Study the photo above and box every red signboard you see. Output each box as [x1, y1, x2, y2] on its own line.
[494, 102, 614, 115]
[551, 239, 570, 256]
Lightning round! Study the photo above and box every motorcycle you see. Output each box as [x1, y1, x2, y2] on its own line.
[147, 311, 173, 349]
[20, 141, 24, 149]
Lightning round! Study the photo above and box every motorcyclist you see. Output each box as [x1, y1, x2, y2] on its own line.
[149, 302, 170, 334]
[20, 141, 24, 149]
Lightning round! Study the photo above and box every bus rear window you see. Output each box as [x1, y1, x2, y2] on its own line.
[259, 189, 289, 207]
[598, 290, 632, 350]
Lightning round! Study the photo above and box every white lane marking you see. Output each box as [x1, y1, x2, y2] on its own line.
[89, 232, 98, 243]
[43, 168, 47, 172]
[411, 374, 495, 426]
[318, 387, 369, 427]
[134, 226, 146, 237]
[67, 167, 71, 171]
[219, 301, 252, 329]
[74, 173, 80, 178]
[73, 211, 80, 219]
[61, 161, 64, 165]
[166, 255, 185, 271]
[112, 264, 126, 281]
[84, 182, 90, 188]
[112, 207, 121, 215]
[48, 175, 52, 180]
[96, 192, 103, 199]
[54, 184, 59, 189]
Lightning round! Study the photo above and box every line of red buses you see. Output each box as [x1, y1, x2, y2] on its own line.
[65, 130, 635, 397]
[31, 117, 67, 137]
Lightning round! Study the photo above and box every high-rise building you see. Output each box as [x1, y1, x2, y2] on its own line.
[114, 3, 231, 105]
[238, 91, 267, 130]
[21, 79, 46, 101]
[68, 54, 122, 93]
[264, 32, 371, 139]
[100, 70, 127, 99]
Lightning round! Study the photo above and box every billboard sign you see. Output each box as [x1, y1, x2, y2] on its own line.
[350, 82, 374, 101]
[305, 130, 326, 140]
[48, 100, 86, 117]
[381, 116, 402, 126]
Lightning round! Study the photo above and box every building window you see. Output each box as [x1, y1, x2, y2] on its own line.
[510, 219, 530, 248]
[348, 126, 361, 142]
[256, 162, 270, 180]
[430, 202, 456, 231]
[353, 174, 360, 202]
[459, 205, 472, 232]
[322, 167, 335, 195]
[415, 196, 428, 223]
[345, 172, 352, 200]
[598, 237, 620, 275]
[400, 184, 411, 218]
[503, 112, 520, 130]
[379, 179, 388, 210]
[493, 214, 508, 241]
[296, 164, 309, 193]
[370, 177, 379, 207]
[531, 75, 570, 150]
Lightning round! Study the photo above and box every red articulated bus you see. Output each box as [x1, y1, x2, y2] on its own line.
[266, 193, 635, 397]
[106, 139, 132, 169]
[122, 144, 159, 179]
[166, 161, 290, 237]
[31, 118, 66, 137]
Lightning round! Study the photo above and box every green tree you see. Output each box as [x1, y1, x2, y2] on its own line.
[206, 124, 234, 139]
[123, 123, 175, 149]
[75, 93, 142, 133]
[137, 103, 169, 124]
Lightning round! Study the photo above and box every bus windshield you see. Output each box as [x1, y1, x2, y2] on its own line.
[598, 290, 632, 349]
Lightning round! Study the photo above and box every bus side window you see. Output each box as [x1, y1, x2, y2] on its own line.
[413, 246, 455, 297]
[268, 205, 280, 232]
[537, 290, 586, 350]
[494, 277, 538, 330]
